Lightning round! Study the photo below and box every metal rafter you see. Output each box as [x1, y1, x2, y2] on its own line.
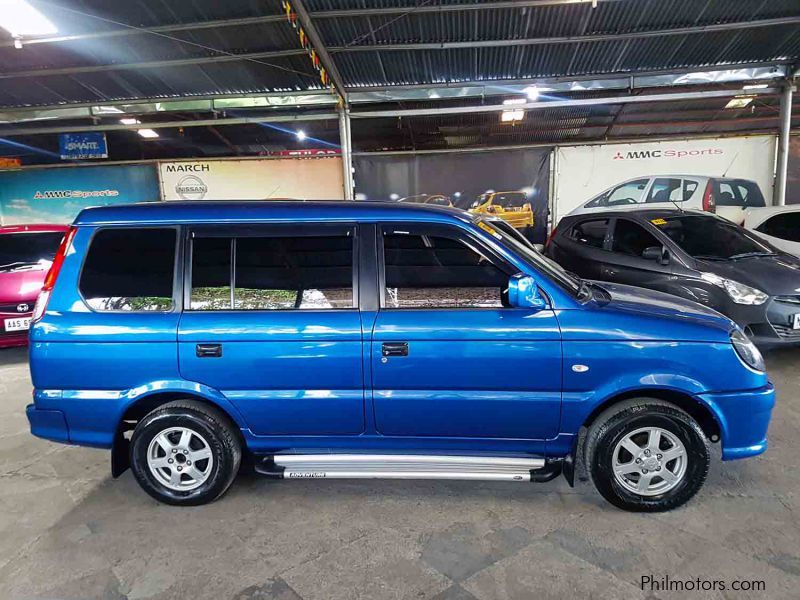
[309, 0, 618, 18]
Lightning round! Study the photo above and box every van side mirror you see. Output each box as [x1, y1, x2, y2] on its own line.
[642, 246, 669, 265]
[508, 273, 547, 310]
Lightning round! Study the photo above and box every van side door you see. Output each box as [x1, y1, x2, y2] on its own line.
[370, 222, 562, 443]
[177, 224, 365, 436]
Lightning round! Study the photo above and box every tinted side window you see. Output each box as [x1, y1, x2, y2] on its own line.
[190, 233, 354, 311]
[611, 220, 661, 257]
[646, 178, 682, 204]
[757, 213, 800, 243]
[80, 228, 176, 311]
[683, 179, 699, 201]
[569, 219, 609, 248]
[383, 231, 508, 309]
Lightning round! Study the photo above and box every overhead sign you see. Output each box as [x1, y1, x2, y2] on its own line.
[158, 157, 344, 201]
[59, 132, 108, 160]
[0, 164, 158, 225]
[553, 135, 777, 222]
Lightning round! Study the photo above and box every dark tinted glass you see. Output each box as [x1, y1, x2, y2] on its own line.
[190, 233, 354, 311]
[0, 232, 64, 269]
[611, 220, 661, 257]
[493, 193, 526, 208]
[715, 180, 766, 207]
[756, 212, 800, 243]
[646, 178, 682, 204]
[383, 232, 508, 308]
[655, 215, 772, 260]
[570, 219, 609, 248]
[80, 228, 175, 311]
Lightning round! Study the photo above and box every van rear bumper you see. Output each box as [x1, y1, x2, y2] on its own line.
[26, 404, 70, 444]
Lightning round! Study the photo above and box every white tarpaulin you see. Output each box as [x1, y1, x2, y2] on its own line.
[158, 157, 344, 201]
[553, 135, 777, 224]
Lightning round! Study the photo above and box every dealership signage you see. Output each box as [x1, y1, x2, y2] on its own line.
[58, 132, 108, 160]
[158, 157, 345, 201]
[553, 136, 777, 221]
[0, 164, 158, 225]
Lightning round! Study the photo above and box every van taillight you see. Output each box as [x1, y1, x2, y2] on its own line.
[702, 181, 716, 213]
[32, 226, 76, 323]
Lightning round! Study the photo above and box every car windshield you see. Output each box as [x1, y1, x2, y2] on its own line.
[0, 231, 64, 270]
[653, 214, 774, 260]
[492, 193, 526, 208]
[475, 218, 583, 297]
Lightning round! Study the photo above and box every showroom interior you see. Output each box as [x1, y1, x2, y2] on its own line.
[1, 0, 800, 598]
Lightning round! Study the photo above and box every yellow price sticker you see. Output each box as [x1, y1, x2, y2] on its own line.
[477, 221, 500, 238]
[651, 218, 668, 226]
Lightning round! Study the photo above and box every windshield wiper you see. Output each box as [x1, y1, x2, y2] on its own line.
[728, 251, 776, 260]
[692, 255, 726, 262]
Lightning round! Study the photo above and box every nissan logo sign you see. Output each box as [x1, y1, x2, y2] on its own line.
[175, 175, 208, 200]
[17, 303, 30, 313]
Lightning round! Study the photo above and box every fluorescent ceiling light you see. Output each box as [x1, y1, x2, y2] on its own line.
[724, 96, 754, 109]
[742, 83, 768, 90]
[137, 129, 159, 138]
[523, 86, 540, 101]
[119, 118, 141, 125]
[500, 109, 525, 123]
[0, 0, 58, 37]
[503, 98, 527, 105]
[296, 130, 306, 141]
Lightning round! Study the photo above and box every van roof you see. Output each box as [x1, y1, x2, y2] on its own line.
[73, 200, 474, 226]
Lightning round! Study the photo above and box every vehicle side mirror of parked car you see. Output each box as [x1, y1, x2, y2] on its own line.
[508, 273, 547, 310]
[642, 245, 670, 265]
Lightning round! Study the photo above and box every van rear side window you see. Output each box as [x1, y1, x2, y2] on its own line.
[79, 228, 176, 311]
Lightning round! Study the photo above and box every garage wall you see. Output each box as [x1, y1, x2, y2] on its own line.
[552, 135, 777, 224]
[158, 157, 344, 201]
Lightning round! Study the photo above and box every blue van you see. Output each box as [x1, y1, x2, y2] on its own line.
[26, 202, 774, 511]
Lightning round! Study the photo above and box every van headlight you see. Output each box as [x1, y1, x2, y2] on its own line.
[701, 272, 768, 305]
[730, 329, 765, 372]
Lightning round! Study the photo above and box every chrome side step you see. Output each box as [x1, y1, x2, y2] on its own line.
[258, 454, 546, 482]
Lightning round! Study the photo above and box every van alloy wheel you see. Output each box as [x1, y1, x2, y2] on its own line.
[611, 426, 687, 496]
[147, 426, 214, 491]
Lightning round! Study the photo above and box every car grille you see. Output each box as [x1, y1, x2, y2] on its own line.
[769, 296, 800, 340]
[0, 302, 32, 314]
[772, 325, 800, 340]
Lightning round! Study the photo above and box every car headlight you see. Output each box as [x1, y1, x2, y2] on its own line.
[700, 272, 768, 305]
[730, 329, 765, 372]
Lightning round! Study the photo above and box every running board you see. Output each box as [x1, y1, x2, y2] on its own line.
[255, 454, 549, 482]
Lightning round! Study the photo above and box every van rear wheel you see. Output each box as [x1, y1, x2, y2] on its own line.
[130, 400, 241, 506]
[585, 399, 710, 512]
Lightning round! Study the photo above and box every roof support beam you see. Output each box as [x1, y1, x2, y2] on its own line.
[0, 15, 286, 48]
[329, 16, 800, 53]
[311, 0, 616, 18]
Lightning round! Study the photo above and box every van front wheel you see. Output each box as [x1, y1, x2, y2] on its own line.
[585, 399, 710, 512]
[130, 400, 241, 505]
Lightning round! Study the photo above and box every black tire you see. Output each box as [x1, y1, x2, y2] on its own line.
[585, 399, 709, 512]
[130, 400, 241, 506]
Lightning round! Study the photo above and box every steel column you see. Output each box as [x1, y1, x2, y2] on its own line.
[774, 78, 795, 206]
[338, 104, 354, 200]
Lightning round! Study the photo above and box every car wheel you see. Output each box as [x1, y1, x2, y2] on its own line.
[585, 399, 709, 512]
[130, 400, 241, 506]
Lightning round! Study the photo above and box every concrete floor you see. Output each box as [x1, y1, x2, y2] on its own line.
[0, 346, 798, 600]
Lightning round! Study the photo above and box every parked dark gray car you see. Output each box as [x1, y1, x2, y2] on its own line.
[546, 209, 800, 346]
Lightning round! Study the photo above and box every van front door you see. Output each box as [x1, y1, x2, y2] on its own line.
[370, 224, 562, 441]
[177, 225, 365, 436]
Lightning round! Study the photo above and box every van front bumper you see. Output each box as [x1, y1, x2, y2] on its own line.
[26, 404, 70, 444]
[699, 383, 775, 460]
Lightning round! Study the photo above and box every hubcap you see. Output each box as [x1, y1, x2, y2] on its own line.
[612, 426, 687, 497]
[147, 427, 214, 491]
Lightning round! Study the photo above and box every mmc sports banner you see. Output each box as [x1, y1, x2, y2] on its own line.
[158, 156, 344, 201]
[354, 148, 551, 243]
[0, 164, 159, 225]
[553, 135, 776, 223]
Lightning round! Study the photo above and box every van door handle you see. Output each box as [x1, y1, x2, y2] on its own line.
[382, 342, 409, 357]
[196, 343, 222, 358]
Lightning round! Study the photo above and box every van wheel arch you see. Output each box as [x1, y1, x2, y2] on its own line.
[573, 389, 721, 484]
[111, 392, 245, 478]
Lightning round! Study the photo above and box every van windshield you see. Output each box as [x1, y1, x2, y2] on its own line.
[475, 218, 583, 296]
[0, 231, 64, 270]
[653, 214, 773, 260]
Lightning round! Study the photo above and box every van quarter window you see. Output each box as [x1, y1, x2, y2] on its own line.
[79, 228, 176, 312]
[190, 233, 354, 311]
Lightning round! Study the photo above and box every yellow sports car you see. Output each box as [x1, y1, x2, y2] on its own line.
[470, 191, 534, 230]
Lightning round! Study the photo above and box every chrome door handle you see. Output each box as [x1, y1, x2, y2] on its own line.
[382, 342, 409, 357]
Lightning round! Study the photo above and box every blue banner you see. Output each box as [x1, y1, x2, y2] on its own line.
[59, 132, 108, 160]
[0, 164, 159, 225]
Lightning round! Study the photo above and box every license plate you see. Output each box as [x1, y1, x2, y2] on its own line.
[3, 317, 30, 332]
[793, 314, 800, 330]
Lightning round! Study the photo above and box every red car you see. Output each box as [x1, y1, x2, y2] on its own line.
[0, 225, 69, 348]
